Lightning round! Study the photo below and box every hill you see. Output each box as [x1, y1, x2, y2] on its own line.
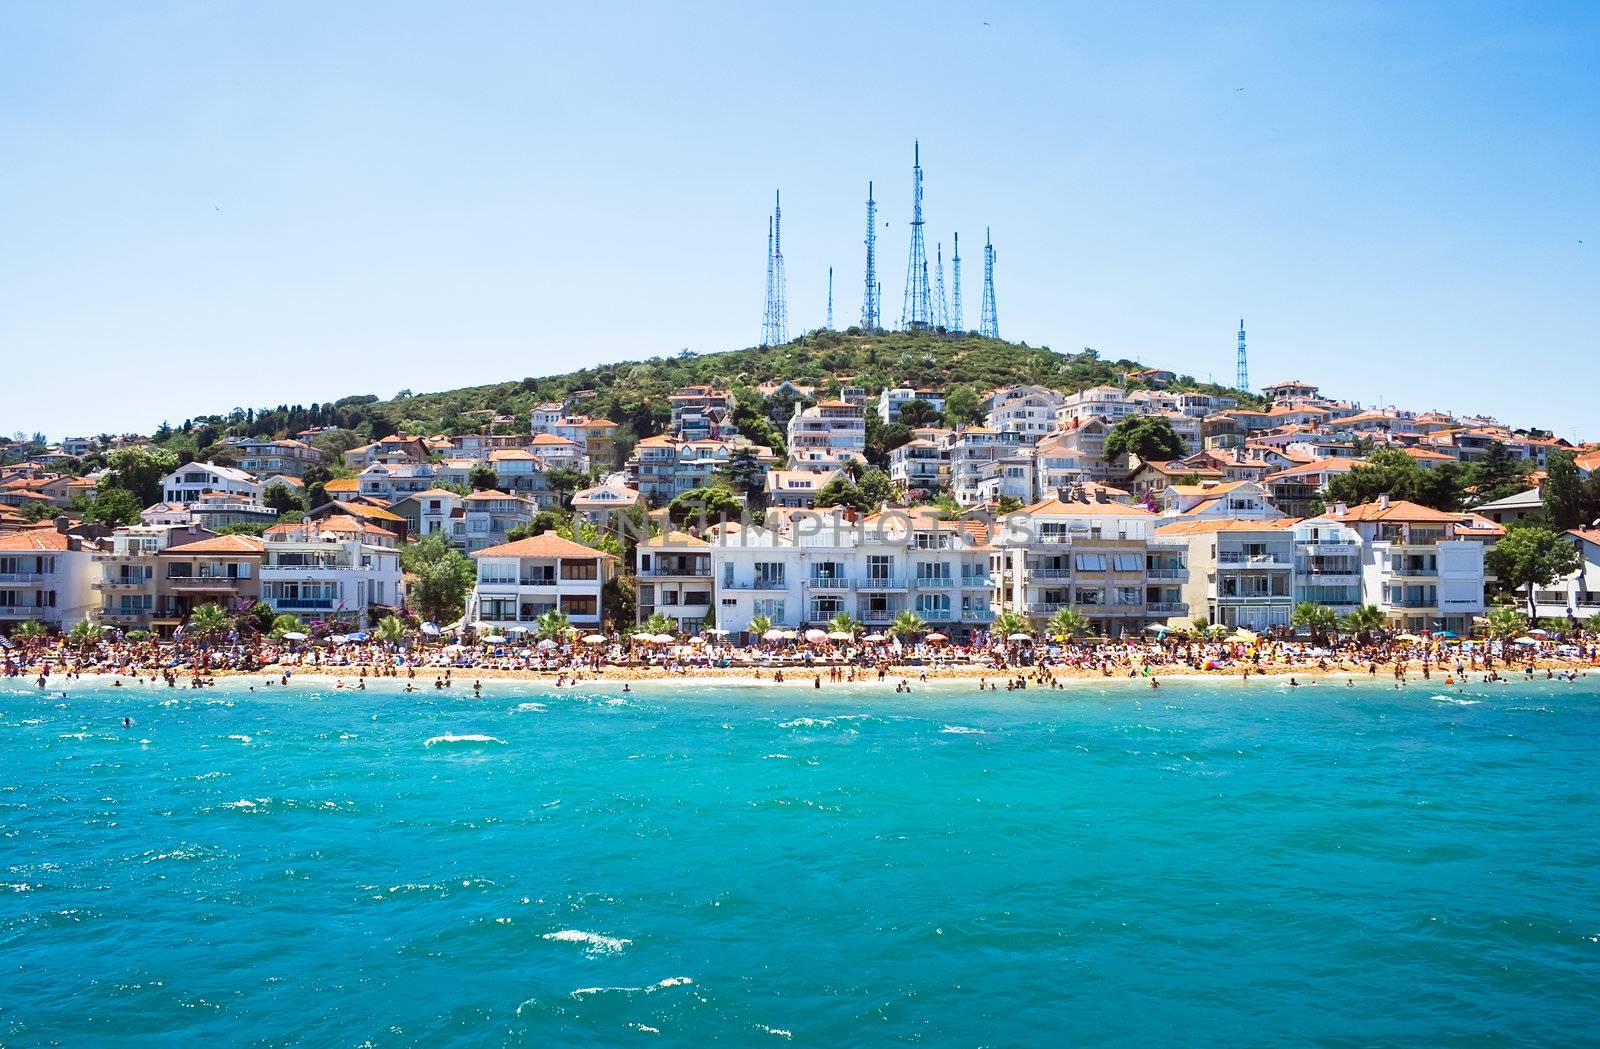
[156, 329, 1259, 459]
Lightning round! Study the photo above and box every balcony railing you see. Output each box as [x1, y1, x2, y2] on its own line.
[724, 580, 790, 591]
[807, 577, 852, 590]
[960, 609, 995, 621]
[857, 577, 908, 591]
[1027, 568, 1072, 580]
[0, 606, 48, 618]
[914, 577, 956, 588]
[0, 573, 46, 585]
[1145, 568, 1188, 580]
[92, 579, 147, 590]
[860, 610, 896, 623]
[269, 598, 338, 610]
[1145, 601, 1187, 614]
[1218, 553, 1293, 567]
[166, 578, 245, 591]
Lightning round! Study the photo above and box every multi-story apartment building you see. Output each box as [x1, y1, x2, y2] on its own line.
[1032, 422, 1108, 495]
[946, 427, 1031, 505]
[530, 410, 620, 468]
[388, 488, 466, 539]
[787, 400, 866, 464]
[457, 490, 539, 553]
[887, 438, 947, 494]
[258, 522, 404, 627]
[0, 526, 96, 633]
[1264, 458, 1360, 518]
[159, 462, 261, 505]
[669, 386, 738, 441]
[972, 454, 1035, 506]
[635, 530, 715, 633]
[1314, 497, 1486, 634]
[765, 469, 841, 509]
[92, 524, 213, 631]
[1529, 528, 1600, 621]
[468, 533, 612, 631]
[357, 458, 438, 503]
[876, 384, 946, 424]
[485, 449, 557, 507]
[1161, 480, 1284, 521]
[982, 385, 1065, 437]
[1291, 518, 1366, 615]
[234, 438, 323, 479]
[1057, 385, 1136, 427]
[151, 534, 265, 634]
[708, 509, 993, 639]
[990, 493, 1187, 636]
[1154, 519, 1295, 630]
[572, 483, 643, 528]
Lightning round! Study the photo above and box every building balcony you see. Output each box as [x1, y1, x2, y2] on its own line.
[1145, 568, 1188, 580]
[92, 579, 148, 590]
[914, 577, 956, 589]
[1385, 567, 1438, 579]
[1145, 601, 1188, 614]
[1027, 568, 1073, 580]
[806, 577, 852, 590]
[639, 567, 711, 580]
[164, 578, 246, 592]
[0, 573, 47, 585]
[0, 606, 50, 618]
[268, 598, 339, 611]
[857, 577, 908, 591]
[860, 610, 897, 623]
[1028, 601, 1072, 614]
[1218, 594, 1294, 603]
[960, 609, 995, 622]
[1218, 553, 1294, 567]
[959, 577, 991, 589]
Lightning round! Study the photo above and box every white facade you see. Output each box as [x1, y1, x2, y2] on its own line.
[982, 385, 1065, 437]
[1530, 530, 1600, 620]
[0, 530, 96, 631]
[876, 385, 946, 424]
[260, 531, 404, 627]
[469, 534, 611, 629]
[160, 462, 261, 505]
[787, 401, 866, 465]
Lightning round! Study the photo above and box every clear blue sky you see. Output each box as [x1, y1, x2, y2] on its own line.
[3, 2, 1596, 441]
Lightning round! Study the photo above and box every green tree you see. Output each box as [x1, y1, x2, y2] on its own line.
[1339, 604, 1386, 640]
[1291, 601, 1338, 643]
[897, 399, 942, 428]
[187, 602, 230, 637]
[748, 613, 774, 637]
[1047, 607, 1091, 638]
[826, 612, 859, 637]
[262, 482, 307, 515]
[1542, 449, 1584, 531]
[865, 421, 913, 466]
[534, 609, 572, 640]
[400, 531, 476, 624]
[889, 609, 926, 639]
[813, 476, 867, 512]
[1483, 604, 1528, 639]
[857, 467, 896, 508]
[468, 464, 499, 491]
[545, 466, 586, 508]
[992, 610, 1031, 638]
[641, 612, 676, 635]
[1467, 442, 1534, 505]
[943, 385, 982, 426]
[668, 484, 744, 525]
[376, 614, 407, 645]
[1102, 416, 1185, 464]
[102, 446, 179, 506]
[1486, 525, 1581, 619]
[68, 619, 102, 649]
[268, 613, 308, 639]
[1324, 449, 1466, 512]
[14, 620, 48, 643]
[82, 486, 142, 526]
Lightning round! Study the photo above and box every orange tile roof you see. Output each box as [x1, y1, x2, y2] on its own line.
[1155, 518, 1291, 535]
[324, 478, 359, 492]
[0, 529, 72, 551]
[1019, 496, 1154, 517]
[473, 532, 614, 559]
[162, 534, 266, 555]
[1315, 499, 1465, 524]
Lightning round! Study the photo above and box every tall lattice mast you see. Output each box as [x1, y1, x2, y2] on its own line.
[826, 267, 833, 330]
[933, 242, 949, 330]
[770, 190, 787, 345]
[1236, 318, 1249, 392]
[761, 216, 776, 346]
[900, 141, 932, 329]
[950, 232, 963, 333]
[979, 227, 998, 338]
[861, 181, 880, 331]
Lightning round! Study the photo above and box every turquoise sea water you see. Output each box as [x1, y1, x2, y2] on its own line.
[2, 674, 1598, 1047]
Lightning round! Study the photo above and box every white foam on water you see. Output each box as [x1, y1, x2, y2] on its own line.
[940, 725, 987, 735]
[227, 734, 252, 744]
[629, 1022, 661, 1034]
[514, 702, 546, 713]
[423, 733, 507, 747]
[605, 698, 628, 706]
[763, 753, 791, 760]
[779, 717, 831, 729]
[1431, 695, 1481, 706]
[759, 1026, 793, 1039]
[543, 928, 631, 954]
[222, 799, 257, 809]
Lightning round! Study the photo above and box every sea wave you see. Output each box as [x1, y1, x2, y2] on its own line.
[424, 733, 507, 747]
[940, 725, 987, 735]
[543, 928, 631, 954]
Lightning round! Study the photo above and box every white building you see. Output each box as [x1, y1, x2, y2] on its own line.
[1155, 519, 1295, 630]
[468, 532, 612, 630]
[887, 438, 947, 494]
[93, 524, 215, 631]
[945, 428, 1031, 506]
[787, 400, 866, 465]
[160, 462, 261, 505]
[357, 458, 438, 503]
[0, 527, 97, 632]
[1530, 528, 1600, 621]
[982, 385, 1066, 437]
[635, 530, 715, 633]
[572, 483, 643, 527]
[876, 385, 946, 424]
[259, 521, 405, 627]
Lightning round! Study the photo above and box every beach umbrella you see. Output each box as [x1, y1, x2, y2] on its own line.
[1529, 628, 1550, 636]
[582, 633, 607, 644]
[281, 631, 308, 641]
[443, 643, 467, 652]
[862, 633, 887, 642]
[706, 627, 730, 636]
[419, 622, 441, 636]
[471, 621, 494, 631]
[924, 632, 948, 643]
[803, 628, 828, 643]
[1433, 630, 1459, 639]
[688, 635, 707, 645]
[481, 634, 508, 644]
[1006, 632, 1032, 642]
[826, 630, 853, 641]
[1512, 636, 1539, 645]
[505, 626, 529, 634]
[761, 628, 786, 642]
[347, 631, 370, 642]
[652, 632, 678, 644]
[536, 638, 559, 650]
[1394, 633, 1423, 642]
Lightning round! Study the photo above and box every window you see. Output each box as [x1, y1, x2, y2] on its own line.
[916, 561, 951, 581]
[915, 593, 951, 617]
[560, 595, 598, 617]
[561, 559, 597, 580]
[1074, 554, 1107, 571]
[1075, 587, 1105, 605]
[1112, 555, 1142, 572]
[753, 598, 786, 622]
[479, 563, 517, 586]
[1114, 587, 1141, 606]
[867, 555, 894, 579]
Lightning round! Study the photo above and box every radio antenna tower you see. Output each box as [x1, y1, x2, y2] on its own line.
[900, 141, 932, 329]
[1235, 318, 1249, 392]
[861, 182, 880, 331]
[759, 191, 788, 346]
[950, 232, 963, 333]
[933, 242, 950, 330]
[826, 267, 833, 330]
[979, 227, 999, 338]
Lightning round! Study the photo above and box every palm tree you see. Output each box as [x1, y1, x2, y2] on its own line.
[826, 612, 859, 637]
[13, 620, 47, 644]
[641, 612, 676, 636]
[1483, 605, 1527, 640]
[268, 613, 308, 640]
[1190, 615, 1211, 636]
[1046, 607, 1091, 638]
[992, 610, 1030, 638]
[1339, 604, 1386, 641]
[889, 610, 926, 640]
[68, 619, 102, 649]
[534, 609, 572, 641]
[747, 614, 773, 640]
[376, 614, 406, 645]
[1291, 601, 1337, 643]
[187, 602, 230, 638]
